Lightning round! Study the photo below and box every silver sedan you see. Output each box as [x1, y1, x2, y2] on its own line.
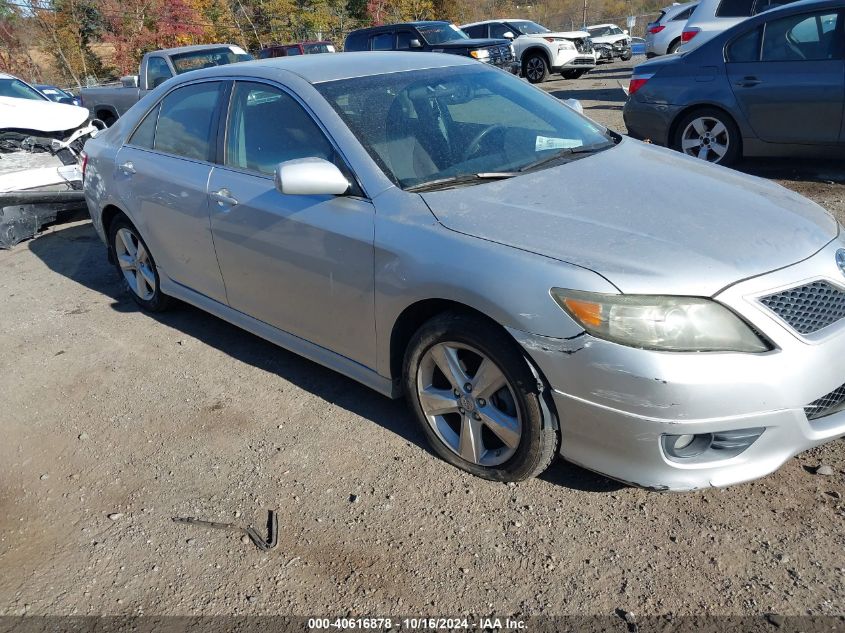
[83, 52, 845, 490]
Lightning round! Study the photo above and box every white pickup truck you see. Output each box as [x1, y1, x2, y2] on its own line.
[80, 44, 251, 126]
[461, 19, 597, 83]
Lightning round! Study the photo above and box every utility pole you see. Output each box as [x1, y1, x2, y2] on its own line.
[582, 0, 587, 27]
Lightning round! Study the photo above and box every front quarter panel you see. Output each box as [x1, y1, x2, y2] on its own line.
[371, 186, 619, 378]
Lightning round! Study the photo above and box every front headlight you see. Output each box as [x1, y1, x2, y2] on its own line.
[558, 40, 576, 50]
[550, 289, 771, 353]
[469, 49, 490, 60]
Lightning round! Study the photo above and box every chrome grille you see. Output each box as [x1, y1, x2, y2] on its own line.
[759, 281, 845, 335]
[805, 383, 845, 421]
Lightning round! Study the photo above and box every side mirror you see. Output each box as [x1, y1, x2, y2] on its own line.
[121, 75, 139, 88]
[274, 158, 350, 196]
[623, 29, 629, 34]
[502, 31, 515, 39]
[409, 38, 422, 48]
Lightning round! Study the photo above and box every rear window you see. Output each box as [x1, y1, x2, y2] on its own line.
[371, 33, 394, 50]
[673, 6, 696, 20]
[715, 0, 754, 17]
[726, 26, 762, 61]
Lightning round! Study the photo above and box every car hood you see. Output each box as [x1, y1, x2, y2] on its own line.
[0, 96, 89, 132]
[523, 30, 590, 40]
[419, 139, 837, 296]
[592, 35, 628, 44]
[439, 38, 510, 48]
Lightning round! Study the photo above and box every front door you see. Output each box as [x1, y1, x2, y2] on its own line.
[207, 80, 377, 368]
[727, 10, 844, 144]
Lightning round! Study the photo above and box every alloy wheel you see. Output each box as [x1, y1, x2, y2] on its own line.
[525, 57, 546, 82]
[680, 116, 730, 163]
[416, 342, 522, 467]
[114, 227, 156, 300]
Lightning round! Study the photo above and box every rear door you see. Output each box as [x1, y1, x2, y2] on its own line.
[113, 80, 228, 303]
[206, 80, 376, 367]
[727, 10, 844, 144]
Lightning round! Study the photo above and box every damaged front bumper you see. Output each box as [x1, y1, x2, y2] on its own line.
[508, 241, 845, 490]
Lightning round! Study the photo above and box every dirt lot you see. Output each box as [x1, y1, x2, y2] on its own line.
[1, 58, 844, 621]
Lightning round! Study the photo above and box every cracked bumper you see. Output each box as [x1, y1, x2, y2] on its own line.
[506, 241, 845, 490]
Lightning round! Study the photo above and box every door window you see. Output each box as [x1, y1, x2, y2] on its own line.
[285, 46, 303, 55]
[463, 24, 487, 38]
[146, 57, 173, 89]
[371, 33, 395, 50]
[128, 104, 160, 148]
[397, 31, 415, 49]
[490, 23, 512, 38]
[224, 81, 333, 176]
[154, 81, 222, 161]
[762, 11, 841, 61]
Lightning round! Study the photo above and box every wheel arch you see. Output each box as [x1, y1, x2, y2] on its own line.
[94, 106, 119, 125]
[521, 46, 551, 68]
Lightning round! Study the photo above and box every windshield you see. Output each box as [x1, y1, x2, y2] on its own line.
[316, 65, 612, 190]
[0, 79, 47, 101]
[417, 23, 469, 44]
[170, 47, 253, 74]
[510, 20, 551, 35]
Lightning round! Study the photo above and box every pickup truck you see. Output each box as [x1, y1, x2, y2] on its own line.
[80, 44, 251, 126]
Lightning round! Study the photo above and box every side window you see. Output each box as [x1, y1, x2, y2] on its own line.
[490, 23, 511, 38]
[154, 82, 222, 161]
[146, 57, 173, 89]
[726, 26, 762, 61]
[762, 12, 841, 61]
[225, 82, 333, 176]
[371, 33, 395, 50]
[285, 46, 302, 55]
[716, 0, 754, 17]
[752, 0, 797, 15]
[397, 31, 414, 49]
[463, 24, 486, 38]
[128, 103, 160, 148]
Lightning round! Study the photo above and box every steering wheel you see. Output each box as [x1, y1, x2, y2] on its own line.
[462, 124, 507, 161]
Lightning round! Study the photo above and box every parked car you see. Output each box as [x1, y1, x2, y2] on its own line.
[630, 36, 647, 55]
[645, 2, 698, 56]
[258, 41, 336, 57]
[35, 84, 82, 106]
[586, 23, 633, 60]
[680, 0, 799, 50]
[83, 51, 845, 491]
[80, 44, 252, 126]
[0, 72, 90, 137]
[344, 21, 519, 74]
[460, 19, 596, 81]
[624, 0, 844, 165]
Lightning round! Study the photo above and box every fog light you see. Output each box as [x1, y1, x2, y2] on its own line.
[662, 427, 765, 463]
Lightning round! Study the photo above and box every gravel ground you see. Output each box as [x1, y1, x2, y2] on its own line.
[1, 58, 844, 620]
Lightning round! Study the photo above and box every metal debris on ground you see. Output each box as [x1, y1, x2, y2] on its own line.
[172, 510, 278, 551]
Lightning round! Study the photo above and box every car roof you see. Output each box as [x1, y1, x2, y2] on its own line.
[0, 72, 16, 80]
[179, 51, 478, 84]
[586, 23, 619, 28]
[461, 18, 539, 25]
[660, 1, 698, 12]
[348, 21, 451, 34]
[153, 44, 243, 56]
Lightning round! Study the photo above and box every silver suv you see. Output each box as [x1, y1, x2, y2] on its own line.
[84, 52, 845, 490]
[645, 2, 699, 56]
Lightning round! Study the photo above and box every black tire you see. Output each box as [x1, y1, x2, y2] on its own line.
[561, 69, 587, 79]
[620, 50, 633, 61]
[523, 53, 549, 83]
[403, 311, 559, 482]
[667, 38, 681, 54]
[108, 215, 171, 312]
[672, 107, 741, 166]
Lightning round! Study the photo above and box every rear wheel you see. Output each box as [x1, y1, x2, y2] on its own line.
[108, 216, 171, 312]
[561, 69, 588, 79]
[667, 38, 682, 54]
[673, 107, 741, 166]
[620, 50, 633, 61]
[403, 312, 559, 482]
[523, 53, 549, 83]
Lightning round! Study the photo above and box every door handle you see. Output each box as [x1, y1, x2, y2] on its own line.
[119, 161, 135, 175]
[736, 76, 761, 87]
[210, 188, 239, 207]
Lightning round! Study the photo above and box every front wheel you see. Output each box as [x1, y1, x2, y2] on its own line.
[403, 312, 559, 482]
[561, 69, 588, 79]
[523, 53, 549, 83]
[672, 107, 741, 166]
[620, 50, 633, 61]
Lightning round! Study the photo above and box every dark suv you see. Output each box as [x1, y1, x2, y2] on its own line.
[258, 41, 336, 58]
[344, 21, 519, 73]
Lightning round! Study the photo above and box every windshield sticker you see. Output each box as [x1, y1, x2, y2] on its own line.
[535, 136, 584, 151]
